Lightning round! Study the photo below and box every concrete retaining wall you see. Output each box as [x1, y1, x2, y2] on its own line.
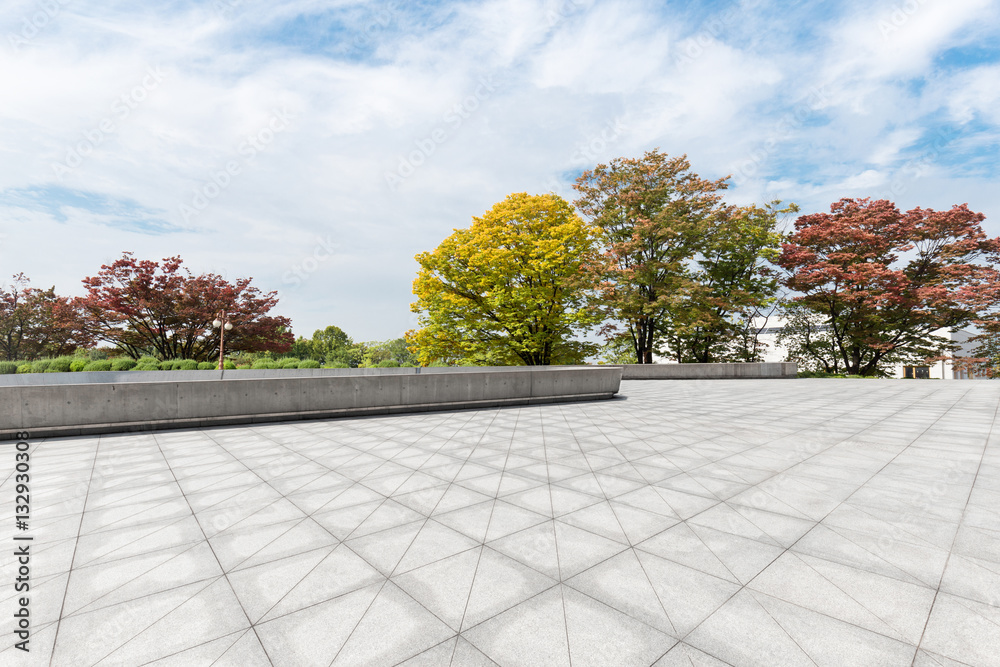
[0, 366, 622, 440]
[618, 362, 797, 379]
[0, 364, 589, 386]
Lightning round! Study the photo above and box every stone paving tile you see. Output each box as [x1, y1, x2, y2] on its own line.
[2, 378, 1000, 666]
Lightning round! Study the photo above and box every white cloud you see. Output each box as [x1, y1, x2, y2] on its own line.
[0, 0, 998, 341]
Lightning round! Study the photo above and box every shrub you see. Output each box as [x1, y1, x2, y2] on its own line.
[251, 359, 279, 369]
[376, 359, 400, 368]
[0, 361, 18, 374]
[324, 361, 350, 368]
[279, 358, 301, 369]
[111, 358, 137, 371]
[133, 356, 161, 371]
[197, 361, 216, 370]
[70, 359, 88, 372]
[83, 360, 113, 372]
[175, 359, 199, 371]
[298, 359, 321, 369]
[47, 356, 74, 372]
[31, 359, 52, 373]
[223, 360, 236, 370]
[16, 364, 32, 374]
[159, 360, 177, 370]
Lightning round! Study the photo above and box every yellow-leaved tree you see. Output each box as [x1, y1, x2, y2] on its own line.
[407, 192, 600, 366]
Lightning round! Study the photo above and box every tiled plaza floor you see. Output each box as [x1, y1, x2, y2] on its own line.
[3, 379, 1000, 666]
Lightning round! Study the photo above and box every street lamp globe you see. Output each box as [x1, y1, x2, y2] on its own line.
[212, 319, 222, 328]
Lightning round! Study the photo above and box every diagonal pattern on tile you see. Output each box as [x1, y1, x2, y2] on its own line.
[5, 379, 1000, 665]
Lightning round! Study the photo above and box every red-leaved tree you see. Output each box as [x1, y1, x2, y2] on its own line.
[0, 273, 91, 360]
[77, 253, 293, 360]
[778, 198, 1000, 375]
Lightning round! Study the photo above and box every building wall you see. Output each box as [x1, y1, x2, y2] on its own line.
[680, 319, 985, 379]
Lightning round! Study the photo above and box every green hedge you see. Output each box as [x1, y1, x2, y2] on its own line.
[16, 364, 32, 374]
[279, 357, 301, 369]
[70, 359, 88, 372]
[376, 359, 400, 368]
[251, 359, 279, 369]
[134, 356, 161, 370]
[324, 361, 350, 368]
[83, 360, 113, 372]
[31, 359, 52, 373]
[223, 360, 236, 370]
[0, 361, 18, 375]
[45, 356, 74, 372]
[175, 359, 199, 371]
[197, 362, 216, 370]
[298, 359, 321, 369]
[111, 358, 137, 371]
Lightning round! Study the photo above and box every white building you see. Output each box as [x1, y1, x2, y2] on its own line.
[752, 319, 985, 379]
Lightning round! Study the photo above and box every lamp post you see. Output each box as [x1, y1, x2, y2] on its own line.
[212, 310, 234, 370]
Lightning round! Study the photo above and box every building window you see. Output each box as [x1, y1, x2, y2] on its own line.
[904, 366, 930, 379]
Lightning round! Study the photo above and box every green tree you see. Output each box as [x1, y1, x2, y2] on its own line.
[665, 201, 797, 363]
[958, 322, 999, 378]
[312, 325, 353, 365]
[408, 192, 599, 366]
[573, 149, 729, 363]
[288, 336, 315, 360]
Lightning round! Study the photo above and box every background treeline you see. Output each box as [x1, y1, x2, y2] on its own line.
[408, 150, 1000, 377]
[5, 149, 1000, 378]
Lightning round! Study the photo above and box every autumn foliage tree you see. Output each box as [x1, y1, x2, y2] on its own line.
[778, 198, 1000, 376]
[0, 273, 90, 359]
[77, 253, 293, 361]
[408, 193, 599, 366]
[573, 149, 731, 363]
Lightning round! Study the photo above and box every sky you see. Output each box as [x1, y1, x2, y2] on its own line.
[1, 0, 998, 342]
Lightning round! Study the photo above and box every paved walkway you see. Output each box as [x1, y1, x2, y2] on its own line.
[3, 379, 999, 666]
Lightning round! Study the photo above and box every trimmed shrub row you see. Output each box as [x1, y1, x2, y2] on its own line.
[3, 357, 339, 373]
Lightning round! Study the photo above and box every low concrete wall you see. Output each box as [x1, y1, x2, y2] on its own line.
[0, 366, 622, 440]
[0, 364, 589, 386]
[618, 362, 797, 379]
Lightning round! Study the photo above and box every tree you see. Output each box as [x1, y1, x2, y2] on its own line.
[957, 321, 1000, 378]
[778, 198, 1000, 376]
[775, 300, 848, 373]
[573, 149, 730, 363]
[353, 338, 420, 367]
[408, 192, 599, 366]
[663, 201, 796, 363]
[77, 253, 293, 360]
[0, 273, 90, 360]
[312, 325, 353, 365]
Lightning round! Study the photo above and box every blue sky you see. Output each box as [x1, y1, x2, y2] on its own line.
[1, 0, 999, 341]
